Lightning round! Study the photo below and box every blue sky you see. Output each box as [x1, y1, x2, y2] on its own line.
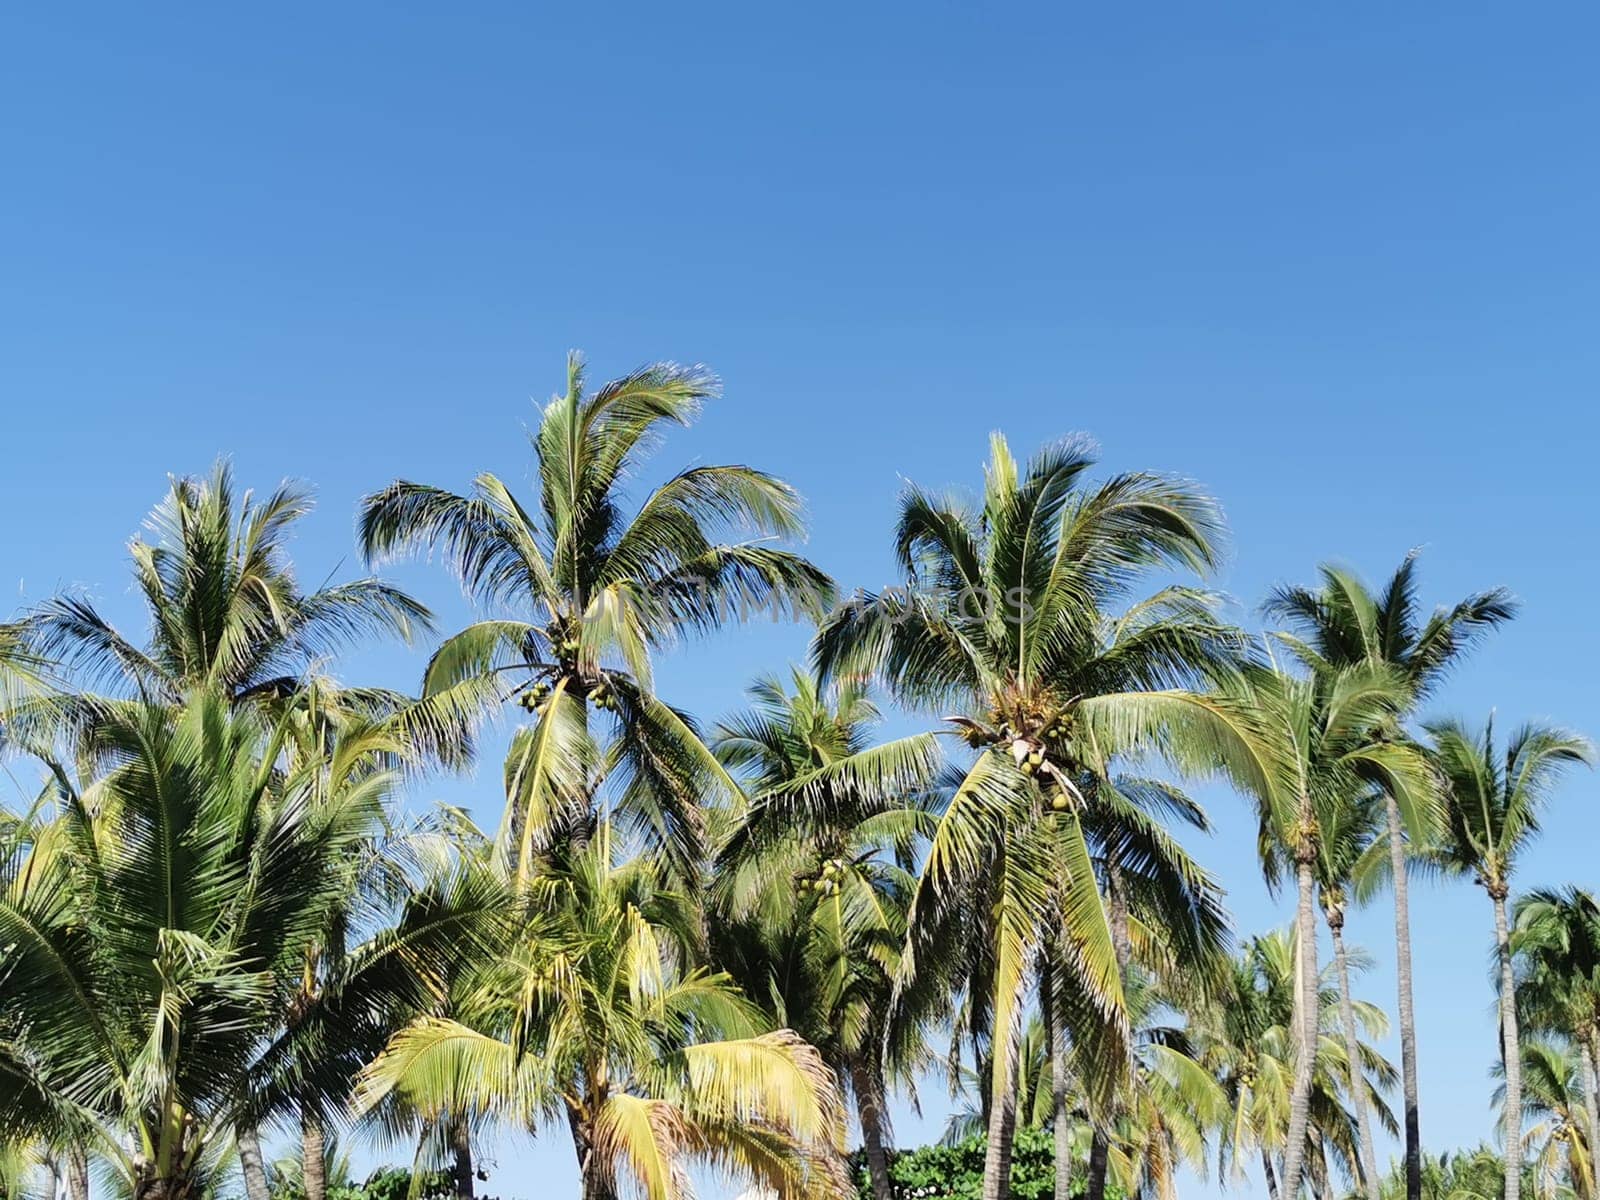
[5, 4, 1599, 1196]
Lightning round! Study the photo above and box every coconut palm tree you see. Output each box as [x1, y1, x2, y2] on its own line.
[1515, 888, 1600, 1178]
[1076, 971, 1229, 1200]
[2, 457, 482, 1200]
[359, 354, 833, 880]
[1246, 660, 1430, 1200]
[1370, 1145, 1517, 1200]
[1266, 554, 1516, 1200]
[0, 687, 498, 1200]
[346, 811, 507, 1200]
[8, 462, 432, 744]
[708, 669, 944, 1200]
[941, 970, 1226, 1200]
[1193, 929, 1397, 1200]
[1316, 789, 1387, 1197]
[1430, 718, 1595, 1200]
[238, 706, 504, 1200]
[1075, 771, 1234, 1200]
[814, 433, 1277, 1200]
[355, 843, 850, 1200]
[1495, 1039, 1593, 1200]
[0, 694, 359, 1198]
[939, 1014, 1077, 1146]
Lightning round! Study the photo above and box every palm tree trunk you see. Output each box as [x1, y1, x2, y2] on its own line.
[568, 1104, 616, 1200]
[1040, 952, 1073, 1200]
[1494, 889, 1523, 1200]
[852, 1060, 895, 1200]
[1086, 1134, 1110, 1200]
[301, 1111, 328, 1200]
[238, 1127, 271, 1200]
[66, 1145, 89, 1200]
[982, 1030, 1020, 1200]
[1052, 1049, 1075, 1200]
[1280, 853, 1321, 1200]
[1047, 980, 1074, 1200]
[449, 1116, 474, 1200]
[1386, 792, 1424, 1200]
[1584, 1030, 1600, 1197]
[1084, 854, 1133, 1200]
[581, 1156, 618, 1200]
[1329, 913, 1382, 1199]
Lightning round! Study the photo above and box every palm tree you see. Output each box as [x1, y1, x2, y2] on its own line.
[1077, 771, 1234, 1200]
[708, 669, 944, 1200]
[941, 970, 1227, 1200]
[1495, 1039, 1594, 1200]
[9, 461, 431, 736]
[359, 354, 833, 880]
[1246, 660, 1430, 1200]
[1515, 887, 1600, 1179]
[939, 1014, 1077, 1146]
[1078, 971, 1229, 1200]
[1193, 929, 1397, 1200]
[814, 433, 1276, 1200]
[356, 844, 850, 1200]
[0, 688, 497, 1200]
[1266, 554, 1516, 1200]
[1316, 788, 1387, 1197]
[1429, 717, 1594, 1200]
[0, 694, 359, 1198]
[1370, 1145, 1516, 1200]
[239, 706, 501, 1200]
[347, 811, 507, 1200]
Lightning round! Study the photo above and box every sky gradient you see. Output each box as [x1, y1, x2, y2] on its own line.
[5, 5, 1599, 1196]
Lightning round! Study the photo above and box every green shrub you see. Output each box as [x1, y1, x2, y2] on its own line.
[852, 1128, 1122, 1200]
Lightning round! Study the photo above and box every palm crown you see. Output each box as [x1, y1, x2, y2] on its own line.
[813, 433, 1278, 1199]
[359, 354, 834, 879]
[19, 461, 430, 709]
[356, 844, 849, 1200]
[0, 692, 418, 1200]
[709, 669, 945, 1200]
[1429, 718, 1594, 895]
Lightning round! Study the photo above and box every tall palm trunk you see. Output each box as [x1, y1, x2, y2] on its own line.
[237, 1126, 271, 1200]
[1584, 1030, 1600, 1198]
[982, 1028, 1021, 1200]
[449, 1116, 475, 1200]
[1385, 793, 1424, 1200]
[1279, 853, 1320, 1200]
[1042, 953, 1073, 1200]
[1085, 1134, 1110, 1200]
[1086, 855, 1134, 1200]
[66, 1145, 90, 1200]
[301, 1110, 328, 1200]
[1328, 909, 1381, 1199]
[582, 1155, 618, 1200]
[569, 1102, 617, 1200]
[132, 1171, 192, 1200]
[1051, 1024, 1074, 1200]
[852, 1059, 895, 1200]
[1493, 888, 1523, 1200]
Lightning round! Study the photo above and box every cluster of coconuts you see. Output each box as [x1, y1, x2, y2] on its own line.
[520, 681, 553, 710]
[796, 856, 850, 897]
[1015, 741, 1047, 775]
[1003, 727, 1076, 812]
[590, 682, 618, 711]
[548, 618, 582, 663]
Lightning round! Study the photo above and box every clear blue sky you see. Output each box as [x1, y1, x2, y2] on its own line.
[5, 4, 1599, 1196]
